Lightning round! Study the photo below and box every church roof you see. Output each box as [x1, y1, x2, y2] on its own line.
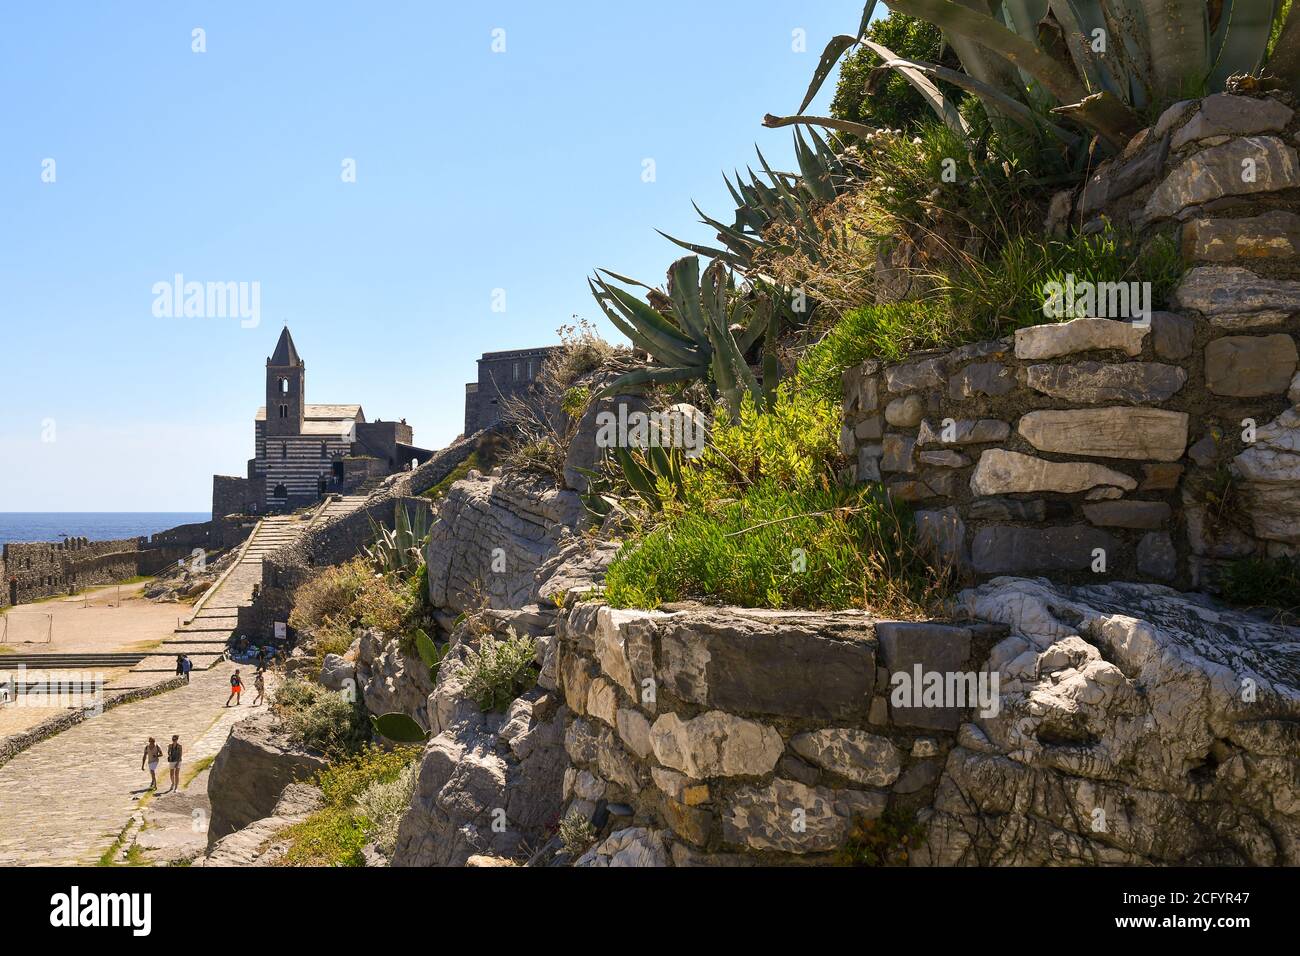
[255, 404, 364, 422]
[269, 327, 302, 367]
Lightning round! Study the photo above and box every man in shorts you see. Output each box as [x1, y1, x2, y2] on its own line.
[165, 735, 182, 792]
[141, 737, 163, 790]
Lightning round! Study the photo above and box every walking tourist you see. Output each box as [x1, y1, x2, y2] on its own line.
[166, 735, 182, 793]
[181, 654, 193, 683]
[141, 737, 163, 790]
[226, 669, 244, 707]
[252, 668, 266, 706]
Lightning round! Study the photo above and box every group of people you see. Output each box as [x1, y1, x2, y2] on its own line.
[140, 735, 184, 792]
[225, 667, 266, 707]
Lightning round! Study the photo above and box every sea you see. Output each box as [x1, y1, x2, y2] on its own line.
[0, 513, 210, 548]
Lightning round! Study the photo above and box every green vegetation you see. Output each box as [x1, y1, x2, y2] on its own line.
[456, 630, 539, 713]
[280, 746, 421, 866]
[839, 807, 926, 866]
[288, 556, 433, 664]
[605, 480, 921, 612]
[364, 502, 432, 577]
[181, 754, 216, 788]
[778, 1, 1299, 153]
[832, 13, 954, 134]
[272, 679, 370, 760]
[1220, 555, 1300, 617]
[558, 809, 597, 856]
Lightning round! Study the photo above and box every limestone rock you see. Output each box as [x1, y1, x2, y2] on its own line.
[788, 728, 901, 786]
[1024, 362, 1186, 404]
[970, 526, 1120, 574]
[1082, 500, 1173, 529]
[917, 418, 1010, 446]
[1143, 136, 1300, 222]
[1174, 266, 1300, 318]
[575, 827, 670, 867]
[1170, 94, 1294, 150]
[356, 629, 434, 730]
[425, 473, 588, 613]
[318, 653, 356, 692]
[971, 449, 1137, 495]
[875, 621, 975, 730]
[884, 357, 945, 393]
[1204, 334, 1299, 397]
[204, 711, 330, 846]
[648, 711, 784, 779]
[885, 394, 926, 427]
[1015, 318, 1148, 360]
[1151, 312, 1196, 361]
[1234, 407, 1300, 544]
[949, 362, 1015, 400]
[1183, 211, 1300, 261]
[1137, 531, 1178, 580]
[723, 778, 885, 853]
[1018, 408, 1189, 461]
[199, 784, 325, 867]
[881, 434, 916, 473]
[927, 578, 1300, 866]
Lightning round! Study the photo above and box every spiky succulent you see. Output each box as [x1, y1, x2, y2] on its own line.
[769, 0, 1299, 152]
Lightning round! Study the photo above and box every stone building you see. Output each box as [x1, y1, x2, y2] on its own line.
[463, 346, 560, 434]
[214, 328, 434, 516]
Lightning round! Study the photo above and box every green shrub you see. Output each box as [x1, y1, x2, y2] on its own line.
[289, 558, 426, 665]
[1220, 555, 1300, 615]
[272, 679, 370, 760]
[605, 479, 924, 612]
[558, 810, 597, 857]
[796, 301, 958, 404]
[455, 631, 539, 713]
[280, 745, 421, 867]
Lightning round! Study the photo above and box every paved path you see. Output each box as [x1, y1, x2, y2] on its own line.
[0, 497, 373, 865]
[0, 660, 262, 865]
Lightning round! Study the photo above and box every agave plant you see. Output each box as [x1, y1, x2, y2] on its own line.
[659, 129, 857, 272]
[371, 711, 429, 744]
[364, 502, 432, 577]
[769, 0, 1298, 152]
[589, 255, 783, 416]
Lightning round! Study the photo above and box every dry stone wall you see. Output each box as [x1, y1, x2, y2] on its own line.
[842, 94, 1300, 590]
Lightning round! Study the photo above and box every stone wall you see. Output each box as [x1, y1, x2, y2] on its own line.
[1, 537, 145, 606]
[551, 587, 1299, 866]
[841, 93, 1300, 590]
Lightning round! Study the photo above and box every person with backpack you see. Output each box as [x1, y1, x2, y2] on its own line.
[226, 669, 244, 707]
[165, 735, 183, 792]
[252, 668, 266, 706]
[181, 654, 193, 683]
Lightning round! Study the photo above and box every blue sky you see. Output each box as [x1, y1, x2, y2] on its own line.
[0, 0, 869, 511]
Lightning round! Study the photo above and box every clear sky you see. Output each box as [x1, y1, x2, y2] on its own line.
[0, 0, 868, 511]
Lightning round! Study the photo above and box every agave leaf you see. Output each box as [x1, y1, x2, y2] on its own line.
[869, 49, 1081, 144]
[762, 113, 879, 139]
[859, 38, 970, 136]
[372, 712, 429, 744]
[1208, 0, 1281, 90]
[656, 230, 746, 268]
[884, 0, 1091, 104]
[665, 255, 710, 344]
[1268, 0, 1300, 90]
[793, 2, 881, 114]
[1131, 0, 1211, 102]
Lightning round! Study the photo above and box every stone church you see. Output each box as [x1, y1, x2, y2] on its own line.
[213, 327, 433, 517]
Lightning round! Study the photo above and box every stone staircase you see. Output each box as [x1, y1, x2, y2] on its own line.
[108, 514, 315, 691]
[314, 493, 373, 525]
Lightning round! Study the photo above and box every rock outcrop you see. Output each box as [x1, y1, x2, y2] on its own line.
[199, 784, 324, 867]
[920, 577, 1300, 866]
[205, 711, 329, 845]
